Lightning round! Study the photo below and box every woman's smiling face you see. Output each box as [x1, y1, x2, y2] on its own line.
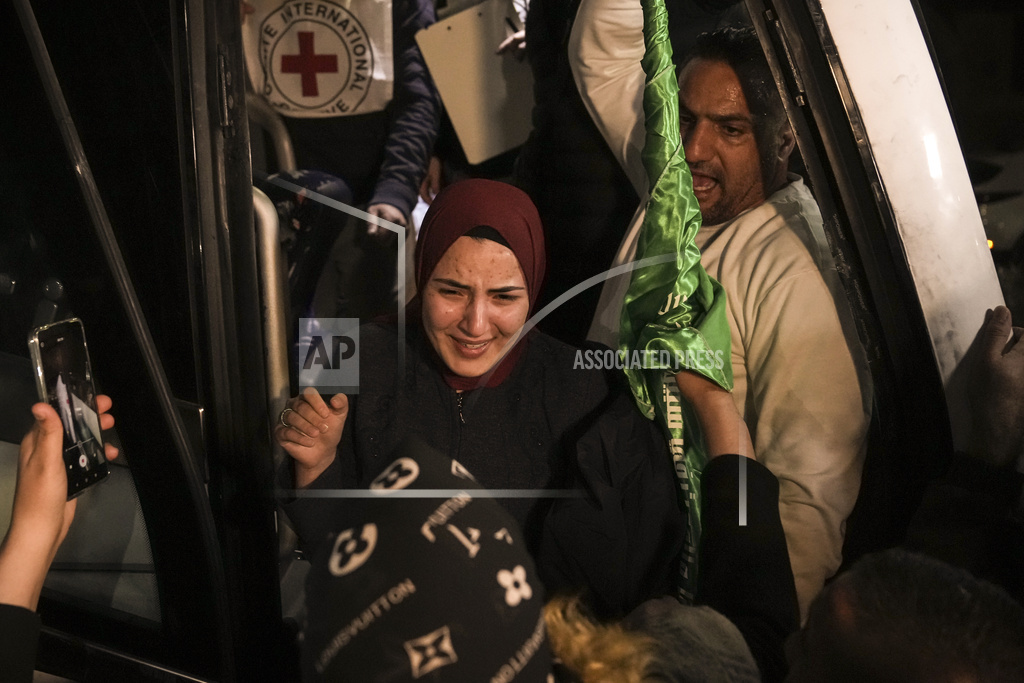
[422, 235, 529, 378]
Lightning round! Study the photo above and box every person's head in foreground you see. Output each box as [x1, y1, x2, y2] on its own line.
[299, 438, 717, 683]
[414, 179, 545, 385]
[785, 548, 1024, 682]
[677, 25, 795, 226]
[301, 438, 552, 681]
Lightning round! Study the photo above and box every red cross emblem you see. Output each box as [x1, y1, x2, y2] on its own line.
[280, 32, 338, 98]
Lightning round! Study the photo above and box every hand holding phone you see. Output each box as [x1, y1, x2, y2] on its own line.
[27, 318, 110, 499]
[0, 397, 117, 612]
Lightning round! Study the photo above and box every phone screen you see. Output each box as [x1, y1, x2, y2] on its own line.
[30, 319, 108, 498]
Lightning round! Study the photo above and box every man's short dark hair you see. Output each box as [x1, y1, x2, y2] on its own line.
[679, 26, 788, 178]
[834, 549, 1024, 682]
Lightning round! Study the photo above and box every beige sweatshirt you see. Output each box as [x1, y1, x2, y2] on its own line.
[696, 176, 872, 619]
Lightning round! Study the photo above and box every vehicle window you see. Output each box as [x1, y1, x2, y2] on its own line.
[0, 1, 169, 632]
[4, 0, 338, 678]
[0, 3, 245, 676]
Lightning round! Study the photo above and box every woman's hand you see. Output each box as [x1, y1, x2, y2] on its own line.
[275, 388, 349, 488]
[0, 396, 117, 611]
[675, 370, 754, 459]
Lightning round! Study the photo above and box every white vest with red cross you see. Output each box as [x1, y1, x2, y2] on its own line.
[242, 0, 394, 117]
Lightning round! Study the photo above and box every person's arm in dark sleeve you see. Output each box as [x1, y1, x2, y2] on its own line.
[904, 452, 1024, 604]
[697, 454, 800, 683]
[905, 452, 1024, 603]
[369, 0, 441, 218]
[278, 446, 350, 555]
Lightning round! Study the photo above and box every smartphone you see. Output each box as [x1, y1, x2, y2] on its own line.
[27, 318, 109, 499]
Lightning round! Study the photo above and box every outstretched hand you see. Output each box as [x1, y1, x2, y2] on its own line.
[0, 396, 117, 611]
[274, 387, 349, 488]
[966, 305, 1024, 467]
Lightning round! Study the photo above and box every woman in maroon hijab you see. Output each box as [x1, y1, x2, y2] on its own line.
[276, 179, 566, 506]
[274, 179, 736, 617]
[411, 177, 546, 390]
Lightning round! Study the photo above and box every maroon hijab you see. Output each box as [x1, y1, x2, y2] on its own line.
[415, 179, 546, 390]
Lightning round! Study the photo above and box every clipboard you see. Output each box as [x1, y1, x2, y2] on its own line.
[416, 0, 534, 165]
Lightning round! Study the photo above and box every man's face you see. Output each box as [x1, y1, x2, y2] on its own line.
[678, 58, 767, 226]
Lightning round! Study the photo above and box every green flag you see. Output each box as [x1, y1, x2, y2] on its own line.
[618, 0, 733, 600]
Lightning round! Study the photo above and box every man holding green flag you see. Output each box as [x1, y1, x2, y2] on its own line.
[579, 2, 871, 617]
